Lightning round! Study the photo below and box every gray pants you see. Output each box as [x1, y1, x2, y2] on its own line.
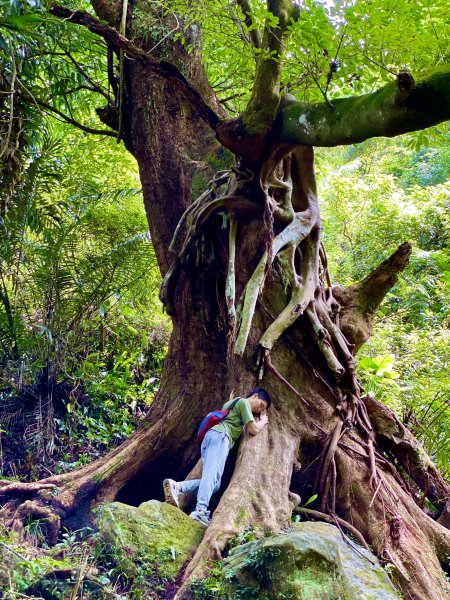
[180, 429, 230, 515]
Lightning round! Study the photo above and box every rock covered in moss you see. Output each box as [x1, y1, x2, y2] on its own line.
[223, 521, 400, 599]
[95, 499, 205, 589]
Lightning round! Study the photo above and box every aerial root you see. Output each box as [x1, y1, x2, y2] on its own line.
[234, 210, 317, 355]
[367, 437, 380, 490]
[288, 490, 302, 508]
[295, 507, 371, 553]
[225, 214, 238, 355]
[260, 348, 309, 406]
[381, 549, 411, 583]
[235, 147, 320, 355]
[306, 305, 345, 379]
[363, 392, 450, 516]
[330, 456, 337, 514]
[318, 420, 343, 512]
[314, 389, 387, 514]
[162, 152, 406, 556]
[319, 242, 332, 289]
[257, 233, 319, 354]
[160, 168, 262, 315]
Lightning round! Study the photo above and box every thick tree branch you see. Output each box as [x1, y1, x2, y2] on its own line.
[243, 0, 299, 133]
[333, 242, 412, 351]
[277, 66, 450, 146]
[350, 241, 412, 315]
[216, 1, 300, 162]
[49, 4, 222, 130]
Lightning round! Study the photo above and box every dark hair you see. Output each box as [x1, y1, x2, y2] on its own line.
[246, 387, 272, 408]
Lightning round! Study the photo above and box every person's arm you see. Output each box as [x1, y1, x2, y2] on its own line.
[247, 412, 269, 436]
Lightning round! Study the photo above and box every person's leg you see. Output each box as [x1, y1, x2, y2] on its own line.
[163, 478, 200, 507]
[180, 479, 200, 494]
[195, 430, 229, 515]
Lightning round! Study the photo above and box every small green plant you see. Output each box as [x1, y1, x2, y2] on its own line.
[93, 542, 182, 598]
[23, 515, 47, 547]
[303, 493, 318, 507]
[244, 546, 280, 587]
[227, 528, 258, 551]
[0, 527, 81, 596]
[191, 561, 227, 599]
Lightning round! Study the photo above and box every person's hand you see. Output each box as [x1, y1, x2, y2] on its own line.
[247, 413, 269, 435]
[260, 412, 269, 427]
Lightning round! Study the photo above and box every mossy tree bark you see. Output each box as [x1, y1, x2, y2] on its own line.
[2, 2, 450, 599]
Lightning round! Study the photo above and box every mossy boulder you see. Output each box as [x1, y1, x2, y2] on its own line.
[95, 500, 205, 590]
[223, 521, 400, 600]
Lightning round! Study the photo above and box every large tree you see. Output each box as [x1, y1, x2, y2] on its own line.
[1, 1, 449, 598]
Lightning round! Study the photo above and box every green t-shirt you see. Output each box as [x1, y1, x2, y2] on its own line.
[211, 397, 255, 448]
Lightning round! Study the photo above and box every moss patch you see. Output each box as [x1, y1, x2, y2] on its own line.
[95, 500, 205, 592]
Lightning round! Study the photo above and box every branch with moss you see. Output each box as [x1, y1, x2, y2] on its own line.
[243, 0, 299, 132]
[277, 67, 450, 147]
[215, 1, 300, 161]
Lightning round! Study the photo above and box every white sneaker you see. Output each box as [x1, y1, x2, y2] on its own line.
[189, 510, 211, 526]
[163, 478, 181, 507]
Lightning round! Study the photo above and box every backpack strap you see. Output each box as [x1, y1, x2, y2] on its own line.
[227, 397, 241, 411]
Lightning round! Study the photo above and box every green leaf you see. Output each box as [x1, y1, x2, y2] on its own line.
[373, 354, 395, 377]
[303, 494, 318, 507]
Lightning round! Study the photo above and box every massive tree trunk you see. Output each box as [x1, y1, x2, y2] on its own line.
[1, 2, 450, 599]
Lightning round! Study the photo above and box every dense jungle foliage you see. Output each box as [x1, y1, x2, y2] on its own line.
[0, 0, 448, 596]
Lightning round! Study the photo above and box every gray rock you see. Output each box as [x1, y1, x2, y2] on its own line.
[223, 521, 400, 600]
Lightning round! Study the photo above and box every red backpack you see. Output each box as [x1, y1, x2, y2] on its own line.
[197, 398, 240, 442]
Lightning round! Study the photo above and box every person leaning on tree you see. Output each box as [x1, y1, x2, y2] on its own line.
[163, 387, 271, 526]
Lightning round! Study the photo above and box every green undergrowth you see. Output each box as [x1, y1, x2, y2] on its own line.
[0, 328, 169, 480]
[190, 561, 229, 600]
[0, 522, 180, 599]
[0, 526, 106, 598]
[54, 343, 167, 474]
